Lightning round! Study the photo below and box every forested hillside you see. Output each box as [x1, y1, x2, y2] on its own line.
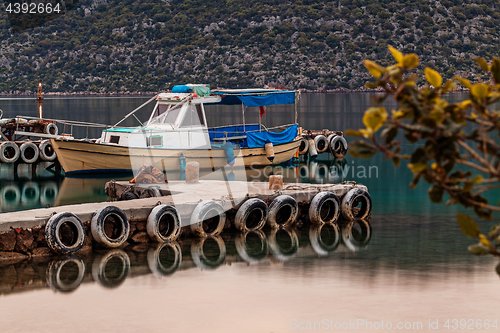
[0, 0, 498, 93]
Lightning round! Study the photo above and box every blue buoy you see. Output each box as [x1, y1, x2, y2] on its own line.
[223, 142, 235, 166]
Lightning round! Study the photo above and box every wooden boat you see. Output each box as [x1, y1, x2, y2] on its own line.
[51, 85, 301, 175]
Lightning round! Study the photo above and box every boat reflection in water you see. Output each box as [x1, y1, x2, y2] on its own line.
[0, 221, 371, 295]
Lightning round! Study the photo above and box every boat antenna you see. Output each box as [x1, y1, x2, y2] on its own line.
[111, 95, 158, 129]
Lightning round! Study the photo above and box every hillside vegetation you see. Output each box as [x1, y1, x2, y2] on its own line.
[0, 0, 499, 93]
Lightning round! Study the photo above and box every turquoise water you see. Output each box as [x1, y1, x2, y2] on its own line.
[0, 94, 499, 333]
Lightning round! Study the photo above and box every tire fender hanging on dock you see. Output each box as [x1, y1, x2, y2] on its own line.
[46, 256, 86, 293]
[267, 195, 299, 228]
[91, 206, 130, 248]
[147, 241, 182, 278]
[190, 200, 226, 237]
[309, 191, 341, 224]
[92, 250, 130, 288]
[19, 141, 39, 164]
[0, 141, 20, 163]
[234, 198, 268, 232]
[147, 204, 182, 243]
[314, 135, 329, 154]
[298, 137, 309, 155]
[45, 212, 86, 254]
[39, 139, 57, 162]
[341, 188, 372, 220]
[330, 135, 348, 158]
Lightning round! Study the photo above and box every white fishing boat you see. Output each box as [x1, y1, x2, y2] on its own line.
[50, 85, 301, 175]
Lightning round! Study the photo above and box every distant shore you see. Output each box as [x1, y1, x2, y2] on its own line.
[0, 87, 470, 97]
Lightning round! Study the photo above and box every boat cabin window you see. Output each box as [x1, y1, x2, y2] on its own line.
[180, 104, 205, 127]
[148, 103, 182, 125]
[109, 136, 120, 144]
[148, 135, 163, 147]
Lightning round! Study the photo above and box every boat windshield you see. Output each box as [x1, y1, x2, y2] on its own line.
[148, 103, 182, 125]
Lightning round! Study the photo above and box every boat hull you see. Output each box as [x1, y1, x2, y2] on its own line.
[50, 139, 301, 174]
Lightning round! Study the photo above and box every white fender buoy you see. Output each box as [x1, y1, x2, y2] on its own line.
[46, 256, 86, 293]
[309, 223, 340, 256]
[265, 142, 275, 162]
[234, 198, 268, 231]
[307, 138, 318, 158]
[147, 241, 182, 278]
[45, 212, 86, 254]
[44, 123, 58, 136]
[147, 204, 182, 243]
[235, 230, 268, 263]
[309, 191, 341, 224]
[268, 227, 299, 261]
[0, 141, 20, 163]
[330, 135, 348, 158]
[191, 236, 226, 270]
[92, 250, 130, 288]
[190, 200, 226, 237]
[19, 142, 39, 164]
[267, 195, 299, 228]
[341, 188, 372, 220]
[39, 139, 57, 162]
[314, 135, 329, 154]
[298, 137, 309, 155]
[91, 206, 130, 248]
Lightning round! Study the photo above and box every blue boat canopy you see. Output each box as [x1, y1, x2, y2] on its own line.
[212, 89, 296, 107]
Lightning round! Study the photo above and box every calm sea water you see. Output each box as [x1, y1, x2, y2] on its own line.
[0, 94, 499, 333]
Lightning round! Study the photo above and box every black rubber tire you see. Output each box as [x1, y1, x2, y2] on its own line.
[267, 195, 299, 228]
[234, 198, 268, 232]
[190, 200, 226, 237]
[309, 223, 340, 256]
[44, 123, 59, 136]
[330, 135, 348, 158]
[298, 137, 309, 155]
[268, 227, 299, 261]
[46, 256, 86, 293]
[147, 241, 182, 278]
[45, 212, 86, 255]
[314, 134, 329, 153]
[309, 191, 341, 224]
[191, 235, 226, 270]
[147, 204, 182, 243]
[19, 141, 39, 164]
[91, 206, 130, 248]
[0, 141, 20, 163]
[341, 188, 372, 220]
[39, 139, 57, 162]
[341, 220, 372, 251]
[235, 230, 268, 263]
[92, 250, 130, 288]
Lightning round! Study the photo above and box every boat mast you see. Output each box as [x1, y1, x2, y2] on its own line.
[242, 103, 245, 132]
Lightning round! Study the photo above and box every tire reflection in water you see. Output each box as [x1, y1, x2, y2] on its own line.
[191, 236, 226, 270]
[92, 250, 131, 288]
[147, 241, 182, 278]
[235, 230, 268, 264]
[46, 256, 86, 293]
[268, 227, 299, 261]
[341, 220, 372, 252]
[40, 182, 58, 206]
[309, 223, 340, 256]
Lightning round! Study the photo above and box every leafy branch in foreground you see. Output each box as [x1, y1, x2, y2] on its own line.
[347, 46, 500, 256]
